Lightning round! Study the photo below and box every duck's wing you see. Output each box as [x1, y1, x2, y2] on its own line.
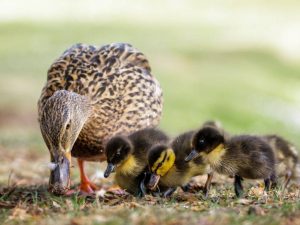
[38, 43, 163, 128]
[86, 43, 163, 136]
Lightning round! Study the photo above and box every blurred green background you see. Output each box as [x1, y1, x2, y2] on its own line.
[0, 0, 300, 167]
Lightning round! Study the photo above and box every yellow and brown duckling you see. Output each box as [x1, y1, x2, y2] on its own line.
[263, 135, 299, 189]
[38, 43, 163, 194]
[104, 128, 169, 197]
[185, 126, 277, 197]
[147, 131, 212, 197]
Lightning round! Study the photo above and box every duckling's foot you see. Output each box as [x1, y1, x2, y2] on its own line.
[234, 175, 244, 198]
[203, 172, 214, 197]
[264, 178, 270, 191]
[282, 171, 292, 191]
[107, 185, 128, 196]
[264, 172, 277, 192]
[163, 187, 177, 198]
[181, 183, 202, 193]
[270, 173, 278, 189]
[137, 172, 149, 198]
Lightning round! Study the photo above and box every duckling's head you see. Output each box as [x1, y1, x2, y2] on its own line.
[202, 120, 223, 130]
[39, 90, 91, 194]
[104, 136, 133, 178]
[185, 127, 224, 162]
[147, 145, 176, 190]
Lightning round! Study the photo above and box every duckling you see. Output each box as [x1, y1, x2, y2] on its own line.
[185, 126, 277, 197]
[147, 131, 212, 197]
[104, 128, 169, 197]
[203, 121, 299, 189]
[263, 135, 299, 189]
[38, 43, 163, 194]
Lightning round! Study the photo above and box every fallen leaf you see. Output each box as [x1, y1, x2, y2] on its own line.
[52, 201, 61, 209]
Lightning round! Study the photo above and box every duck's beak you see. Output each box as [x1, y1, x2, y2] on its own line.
[104, 163, 115, 178]
[147, 173, 160, 190]
[185, 149, 198, 162]
[49, 151, 71, 195]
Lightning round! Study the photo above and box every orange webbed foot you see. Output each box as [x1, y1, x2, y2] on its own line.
[79, 181, 99, 194]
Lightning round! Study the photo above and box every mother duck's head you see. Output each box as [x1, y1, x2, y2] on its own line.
[39, 90, 91, 194]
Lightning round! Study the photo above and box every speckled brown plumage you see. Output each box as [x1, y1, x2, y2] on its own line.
[38, 43, 163, 161]
[38, 43, 163, 194]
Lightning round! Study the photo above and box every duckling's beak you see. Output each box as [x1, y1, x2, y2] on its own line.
[147, 173, 160, 190]
[49, 151, 71, 195]
[104, 163, 115, 178]
[185, 149, 199, 162]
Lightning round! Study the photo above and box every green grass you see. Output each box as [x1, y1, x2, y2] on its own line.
[0, 183, 299, 225]
[1, 3, 300, 224]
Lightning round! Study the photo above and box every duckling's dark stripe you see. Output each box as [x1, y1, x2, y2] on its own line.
[154, 151, 167, 173]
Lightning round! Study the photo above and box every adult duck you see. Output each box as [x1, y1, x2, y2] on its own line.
[38, 43, 163, 194]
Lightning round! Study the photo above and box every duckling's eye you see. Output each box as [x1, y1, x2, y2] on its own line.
[116, 148, 122, 156]
[198, 139, 206, 148]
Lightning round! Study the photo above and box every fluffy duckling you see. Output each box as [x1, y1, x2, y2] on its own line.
[263, 135, 299, 189]
[203, 121, 299, 189]
[185, 126, 277, 197]
[147, 131, 212, 196]
[104, 128, 169, 197]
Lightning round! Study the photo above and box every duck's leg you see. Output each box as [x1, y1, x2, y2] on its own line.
[203, 172, 214, 197]
[78, 159, 99, 193]
[234, 175, 244, 198]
